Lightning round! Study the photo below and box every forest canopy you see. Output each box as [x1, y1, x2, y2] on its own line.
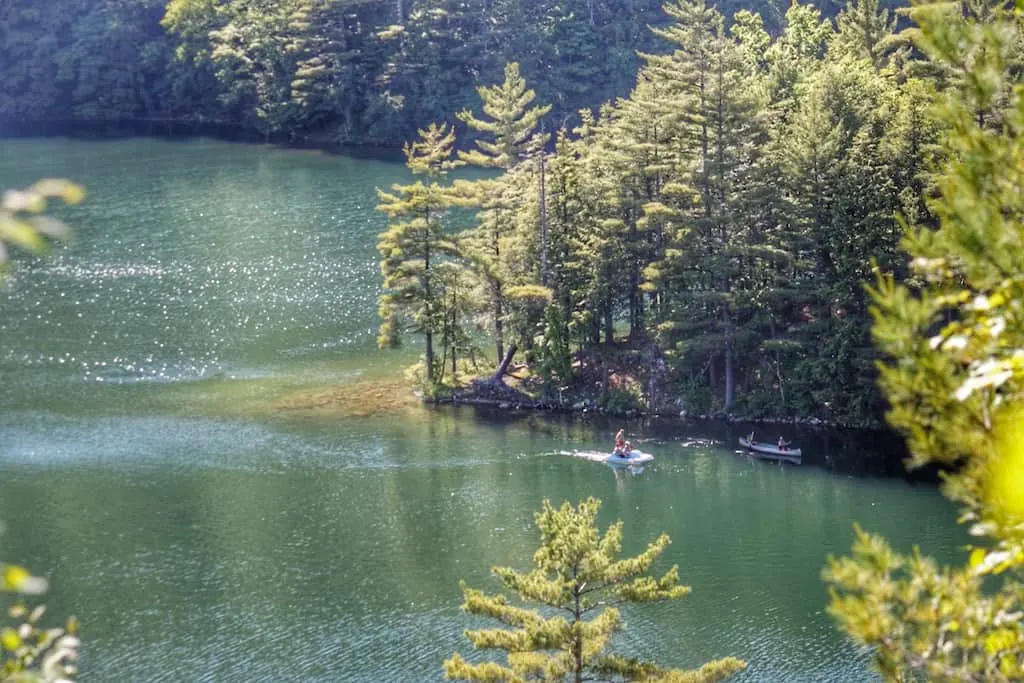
[1, 0, 905, 146]
[370, 0, 976, 427]
[5, 0, 1009, 429]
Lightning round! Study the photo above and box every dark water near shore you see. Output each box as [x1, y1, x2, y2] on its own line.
[0, 137, 963, 681]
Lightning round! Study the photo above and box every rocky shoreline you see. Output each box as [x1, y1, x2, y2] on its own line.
[430, 378, 883, 431]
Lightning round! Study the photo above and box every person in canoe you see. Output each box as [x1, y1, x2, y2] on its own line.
[614, 429, 626, 454]
[778, 436, 791, 451]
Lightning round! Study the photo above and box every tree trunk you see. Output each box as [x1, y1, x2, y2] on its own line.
[573, 568, 584, 682]
[425, 236, 433, 384]
[539, 153, 549, 286]
[425, 330, 435, 384]
[451, 328, 458, 375]
[628, 259, 638, 339]
[489, 343, 517, 384]
[590, 308, 601, 346]
[724, 341, 734, 411]
[603, 303, 613, 345]
[775, 351, 785, 406]
[494, 290, 505, 363]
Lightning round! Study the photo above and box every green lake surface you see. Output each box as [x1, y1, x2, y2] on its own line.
[0, 137, 964, 682]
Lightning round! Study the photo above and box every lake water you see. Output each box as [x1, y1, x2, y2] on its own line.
[0, 137, 964, 682]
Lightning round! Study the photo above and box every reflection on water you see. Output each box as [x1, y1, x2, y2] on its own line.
[0, 139, 966, 682]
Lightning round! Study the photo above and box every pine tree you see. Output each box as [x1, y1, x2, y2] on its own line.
[376, 0, 494, 138]
[538, 119, 624, 353]
[457, 61, 552, 171]
[376, 123, 464, 386]
[641, 0, 770, 413]
[762, 1, 835, 121]
[205, 0, 303, 137]
[592, 72, 682, 343]
[532, 128, 613, 379]
[443, 497, 747, 682]
[830, 0, 903, 70]
[823, 5, 1024, 680]
[454, 62, 552, 366]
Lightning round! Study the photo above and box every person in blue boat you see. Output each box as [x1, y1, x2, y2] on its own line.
[778, 436, 791, 451]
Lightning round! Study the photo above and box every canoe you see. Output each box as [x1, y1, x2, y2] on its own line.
[605, 450, 654, 465]
[738, 437, 801, 462]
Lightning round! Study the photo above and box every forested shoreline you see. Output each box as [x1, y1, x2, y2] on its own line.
[4, 0, 1020, 429]
[374, 0, 1007, 429]
[1, 0, 900, 147]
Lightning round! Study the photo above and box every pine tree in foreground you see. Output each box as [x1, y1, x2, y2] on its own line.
[822, 4, 1024, 681]
[443, 497, 746, 682]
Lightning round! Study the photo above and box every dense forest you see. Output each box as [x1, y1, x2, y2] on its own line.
[2, 0, 898, 146]
[3, 0, 1020, 428]
[376, 0, 1024, 428]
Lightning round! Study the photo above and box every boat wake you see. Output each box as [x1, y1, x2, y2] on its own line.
[681, 437, 719, 448]
[557, 449, 655, 466]
[557, 449, 613, 463]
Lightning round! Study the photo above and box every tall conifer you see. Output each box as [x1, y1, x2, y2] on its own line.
[454, 62, 552, 364]
[376, 123, 463, 385]
[642, 0, 769, 412]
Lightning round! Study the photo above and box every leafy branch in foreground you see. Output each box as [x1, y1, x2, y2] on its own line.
[0, 179, 84, 276]
[444, 497, 746, 682]
[823, 3, 1024, 681]
[1, 182, 83, 681]
[0, 526, 80, 682]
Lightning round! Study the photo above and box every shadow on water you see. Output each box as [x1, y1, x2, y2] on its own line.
[434, 404, 945, 485]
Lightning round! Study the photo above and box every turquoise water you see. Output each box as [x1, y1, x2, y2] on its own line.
[0, 138, 963, 681]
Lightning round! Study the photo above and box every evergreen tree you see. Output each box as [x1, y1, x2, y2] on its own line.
[457, 61, 552, 171]
[206, 0, 304, 137]
[546, 117, 624, 351]
[531, 128, 613, 379]
[762, 1, 835, 121]
[823, 4, 1024, 679]
[642, 0, 770, 412]
[376, 123, 464, 386]
[376, 0, 495, 141]
[444, 497, 747, 682]
[432, 260, 483, 381]
[592, 72, 681, 343]
[830, 0, 903, 70]
[454, 62, 552, 365]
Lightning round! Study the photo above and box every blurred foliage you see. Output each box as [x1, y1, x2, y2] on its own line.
[0, 598, 80, 683]
[0, 180, 83, 278]
[0, 184, 82, 680]
[444, 497, 746, 682]
[822, 2, 1024, 680]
